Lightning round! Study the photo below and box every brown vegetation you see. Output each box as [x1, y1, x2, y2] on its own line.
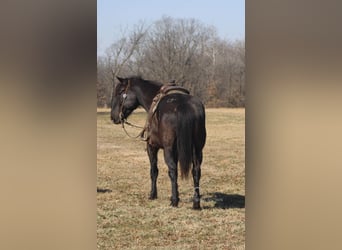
[97, 108, 245, 249]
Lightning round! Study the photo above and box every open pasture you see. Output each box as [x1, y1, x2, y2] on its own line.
[97, 108, 245, 249]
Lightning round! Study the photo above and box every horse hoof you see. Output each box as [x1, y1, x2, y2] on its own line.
[170, 198, 179, 207]
[149, 195, 157, 200]
[170, 202, 178, 207]
[193, 202, 201, 210]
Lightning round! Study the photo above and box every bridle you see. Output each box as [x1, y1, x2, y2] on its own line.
[118, 79, 130, 123]
[118, 80, 145, 139]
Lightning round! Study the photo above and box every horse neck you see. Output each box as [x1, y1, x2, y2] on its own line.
[133, 81, 161, 111]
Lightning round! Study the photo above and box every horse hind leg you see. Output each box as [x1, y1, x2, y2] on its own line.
[147, 144, 159, 200]
[164, 147, 179, 207]
[192, 150, 202, 210]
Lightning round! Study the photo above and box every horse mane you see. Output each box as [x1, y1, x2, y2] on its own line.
[126, 75, 163, 88]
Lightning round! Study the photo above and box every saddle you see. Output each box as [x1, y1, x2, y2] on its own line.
[140, 83, 189, 141]
[151, 83, 189, 113]
[160, 84, 190, 95]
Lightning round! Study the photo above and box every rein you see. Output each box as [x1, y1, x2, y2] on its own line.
[121, 119, 145, 140]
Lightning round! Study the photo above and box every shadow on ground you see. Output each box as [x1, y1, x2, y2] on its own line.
[203, 192, 245, 209]
[97, 187, 112, 193]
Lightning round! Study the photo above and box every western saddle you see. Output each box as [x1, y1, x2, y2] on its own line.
[140, 82, 190, 140]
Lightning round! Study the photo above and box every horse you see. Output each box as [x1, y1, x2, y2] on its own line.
[110, 76, 206, 209]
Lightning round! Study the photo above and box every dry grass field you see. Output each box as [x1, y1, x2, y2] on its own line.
[97, 108, 245, 249]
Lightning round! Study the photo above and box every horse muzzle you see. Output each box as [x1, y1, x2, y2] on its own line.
[111, 114, 121, 124]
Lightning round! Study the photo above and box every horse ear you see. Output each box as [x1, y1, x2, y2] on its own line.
[116, 76, 129, 87]
[116, 76, 124, 83]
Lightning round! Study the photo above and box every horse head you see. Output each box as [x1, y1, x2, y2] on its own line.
[110, 76, 139, 124]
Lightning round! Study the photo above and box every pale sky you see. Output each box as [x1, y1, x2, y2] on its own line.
[97, 0, 245, 55]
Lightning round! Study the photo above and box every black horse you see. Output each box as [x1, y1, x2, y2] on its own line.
[110, 76, 206, 209]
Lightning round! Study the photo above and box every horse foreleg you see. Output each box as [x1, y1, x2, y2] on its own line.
[147, 144, 159, 200]
[164, 148, 179, 207]
[192, 151, 202, 210]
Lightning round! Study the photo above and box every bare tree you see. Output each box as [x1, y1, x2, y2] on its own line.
[136, 17, 216, 100]
[97, 22, 148, 106]
[106, 22, 148, 79]
[97, 17, 245, 107]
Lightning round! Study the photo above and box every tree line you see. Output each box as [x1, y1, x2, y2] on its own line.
[97, 16, 245, 108]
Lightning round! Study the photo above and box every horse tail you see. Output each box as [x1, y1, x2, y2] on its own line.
[177, 106, 194, 179]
